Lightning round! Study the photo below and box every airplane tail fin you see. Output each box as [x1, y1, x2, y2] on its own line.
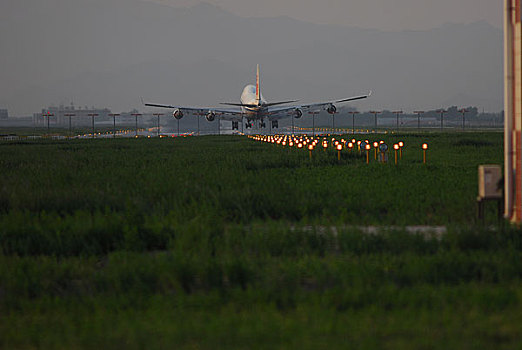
[256, 64, 260, 103]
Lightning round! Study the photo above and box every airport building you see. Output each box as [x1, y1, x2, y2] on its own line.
[0, 109, 8, 120]
[33, 104, 111, 127]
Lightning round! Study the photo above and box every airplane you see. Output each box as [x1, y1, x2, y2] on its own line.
[143, 65, 371, 131]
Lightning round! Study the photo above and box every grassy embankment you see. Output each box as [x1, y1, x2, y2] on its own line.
[2, 132, 522, 349]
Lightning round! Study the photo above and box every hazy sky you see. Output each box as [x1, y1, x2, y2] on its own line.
[147, 0, 501, 31]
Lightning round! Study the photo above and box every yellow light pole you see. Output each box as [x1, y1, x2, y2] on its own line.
[398, 141, 404, 159]
[365, 144, 371, 164]
[373, 141, 379, 160]
[337, 144, 343, 162]
[422, 143, 428, 164]
[393, 144, 399, 165]
[309, 144, 314, 160]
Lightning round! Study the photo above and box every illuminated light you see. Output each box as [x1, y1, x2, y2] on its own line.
[351, 139, 356, 143]
[357, 141, 361, 146]
[308, 144, 314, 151]
[347, 142, 353, 149]
[298, 143, 303, 149]
[336, 144, 343, 151]
[398, 141, 404, 159]
[422, 143, 428, 164]
[422, 143, 428, 150]
[365, 144, 371, 151]
[373, 142, 379, 148]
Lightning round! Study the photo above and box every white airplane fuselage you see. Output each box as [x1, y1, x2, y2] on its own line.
[240, 84, 267, 120]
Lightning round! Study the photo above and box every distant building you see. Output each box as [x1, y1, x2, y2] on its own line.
[0, 109, 8, 120]
[33, 103, 111, 127]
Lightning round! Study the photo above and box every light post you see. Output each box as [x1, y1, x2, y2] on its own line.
[331, 111, 338, 133]
[437, 109, 447, 131]
[459, 108, 469, 130]
[369, 111, 381, 129]
[87, 113, 98, 138]
[109, 113, 120, 138]
[414, 111, 424, 130]
[393, 110, 403, 131]
[349, 111, 359, 134]
[393, 144, 399, 165]
[422, 143, 428, 164]
[131, 113, 142, 137]
[197, 113, 201, 136]
[64, 113, 75, 137]
[153, 113, 163, 137]
[308, 144, 314, 161]
[43, 112, 54, 136]
[309, 111, 320, 137]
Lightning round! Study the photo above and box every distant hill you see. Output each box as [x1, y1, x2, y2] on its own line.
[0, 0, 503, 115]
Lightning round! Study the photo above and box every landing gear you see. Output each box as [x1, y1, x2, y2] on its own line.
[245, 122, 252, 129]
[232, 121, 239, 130]
[259, 121, 266, 128]
[272, 120, 278, 129]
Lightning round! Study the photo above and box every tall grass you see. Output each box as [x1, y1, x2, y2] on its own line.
[1, 132, 520, 349]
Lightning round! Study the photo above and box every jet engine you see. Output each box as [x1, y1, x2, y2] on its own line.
[327, 104, 337, 115]
[294, 108, 303, 119]
[206, 111, 216, 122]
[173, 109, 184, 120]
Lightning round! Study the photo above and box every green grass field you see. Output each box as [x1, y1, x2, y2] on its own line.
[2, 132, 522, 349]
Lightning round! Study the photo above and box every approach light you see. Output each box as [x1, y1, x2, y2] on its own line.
[422, 143, 429, 164]
[393, 144, 400, 165]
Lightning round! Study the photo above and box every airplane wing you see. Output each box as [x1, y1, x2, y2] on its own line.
[265, 91, 372, 119]
[300, 91, 371, 111]
[143, 101, 244, 120]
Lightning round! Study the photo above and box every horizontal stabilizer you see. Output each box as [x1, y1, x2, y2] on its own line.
[264, 100, 300, 107]
[220, 102, 259, 108]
